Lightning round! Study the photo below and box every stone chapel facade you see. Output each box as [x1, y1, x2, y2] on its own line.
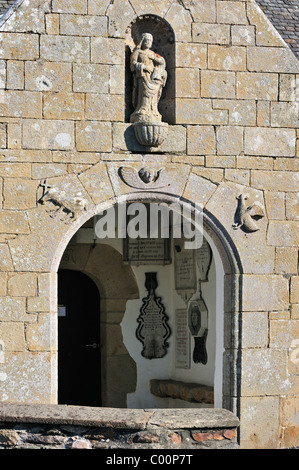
[0, 0, 298, 449]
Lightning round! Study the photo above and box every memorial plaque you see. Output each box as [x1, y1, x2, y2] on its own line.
[196, 238, 212, 281]
[136, 273, 171, 359]
[174, 248, 196, 290]
[123, 237, 171, 265]
[175, 309, 190, 369]
[187, 298, 208, 365]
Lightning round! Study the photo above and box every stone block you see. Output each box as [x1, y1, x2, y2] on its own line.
[53, 151, 100, 165]
[107, 0, 136, 38]
[26, 313, 57, 351]
[0, 352, 55, 404]
[0, 322, 25, 351]
[23, 120, 75, 150]
[242, 349, 289, 396]
[0, 91, 42, 119]
[275, 247, 298, 274]
[236, 72, 278, 100]
[78, 162, 114, 205]
[176, 68, 200, 98]
[85, 94, 124, 121]
[7, 273, 37, 297]
[176, 43, 207, 69]
[76, 121, 112, 152]
[279, 74, 298, 102]
[0, 124, 6, 149]
[183, 0, 216, 23]
[271, 102, 299, 128]
[237, 155, 273, 170]
[0, 33, 39, 60]
[0, 210, 30, 234]
[286, 193, 299, 220]
[245, 128, 296, 157]
[40, 36, 90, 63]
[201, 70, 235, 98]
[0, 244, 13, 271]
[0, 297, 26, 321]
[183, 172, 217, 208]
[247, 1, 286, 48]
[91, 37, 124, 65]
[231, 25, 255, 45]
[52, 0, 87, 14]
[242, 275, 289, 311]
[187, 126, 216, 155]
[176, 98, 227, 125]
[270, 320, 299, 349]
[241, 312, 268, 348]
[165, 3, 192, 42]
[240, 397, 280, 449]
[45, 14, 60, 35]
[217, 1, 248, 25]
[88, 0, 110, 15]
[213, 99, 256, 126]
[251, 170, 298, 192]
[192, 23, 230, 45]
[59, 14, 107, 37]
[291, 277, 299, 304]
[25, 62, 72, 92]
[267, 221, 299, 247]
[109, 65, 125, 94]
[6, 61, 24, 90]
[0, 272, 6, 296]
[247, 47, 299, 73]
[257, 100, 270, 127]
[225, 169, 249, 186]
[43, 92, 85, 120]
[73, 64, 109, 93]
[264, 191, 285, 220]
[208, 45, 246, 71]
[3, 178, 37, 210]
[216, 127, 243, 155]
[7, 123, 21, 149]
[129, 0, 173, 17]
[31, 163, 67, 180]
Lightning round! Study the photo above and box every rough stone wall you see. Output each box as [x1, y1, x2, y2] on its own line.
[0, 0, 297, 450]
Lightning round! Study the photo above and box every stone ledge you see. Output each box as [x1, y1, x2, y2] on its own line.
[0, 403, 239, 429]
[0, 404, 240, 449]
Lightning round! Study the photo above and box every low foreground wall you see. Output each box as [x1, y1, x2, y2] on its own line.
[0, 404, 239, 449]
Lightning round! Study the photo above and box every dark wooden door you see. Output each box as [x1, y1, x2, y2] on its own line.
[58, 269, 101, 406]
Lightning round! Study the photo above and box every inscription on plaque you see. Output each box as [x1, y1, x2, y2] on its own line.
[123, 237, 171, 265]
[136, 273, 171, 359]
[175, 310, 190, 369]
[196, 238, 212, 281]
[175, 248, 196, 290]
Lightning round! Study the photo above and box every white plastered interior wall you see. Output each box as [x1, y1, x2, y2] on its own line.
[75, 216, 225, 409]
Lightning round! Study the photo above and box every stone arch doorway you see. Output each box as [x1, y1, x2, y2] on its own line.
[52, 192, 242, 412]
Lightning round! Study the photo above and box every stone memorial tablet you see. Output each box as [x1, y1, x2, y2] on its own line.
[175, 309, 190, 369]
[175, 248, 196, 290]
[196, 238, 212, 281]
[136, 273, 171, 359]
[123, 237, 171, 265]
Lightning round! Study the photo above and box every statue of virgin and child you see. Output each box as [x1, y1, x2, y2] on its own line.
[130, 32, 167, 124]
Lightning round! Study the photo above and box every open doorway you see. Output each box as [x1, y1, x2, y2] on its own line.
[58, 269, 101, 407]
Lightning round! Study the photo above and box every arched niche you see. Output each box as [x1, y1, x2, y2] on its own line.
[125, 15, 175, 124]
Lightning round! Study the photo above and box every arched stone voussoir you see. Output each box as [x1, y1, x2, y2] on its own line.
[8, 174, 98, 273]
[106, 161, 191, 199]
[205, 181, 275, 275]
